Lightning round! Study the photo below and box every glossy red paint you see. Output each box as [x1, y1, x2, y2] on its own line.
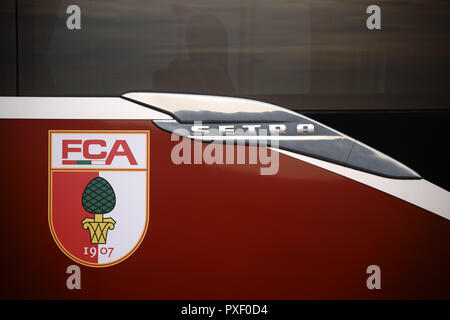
[0, 119, 449, 299]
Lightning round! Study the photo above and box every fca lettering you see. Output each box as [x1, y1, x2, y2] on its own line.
[62, 139, 137, 165]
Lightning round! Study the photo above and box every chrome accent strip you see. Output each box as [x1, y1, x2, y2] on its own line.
[188, 135, 342, 141]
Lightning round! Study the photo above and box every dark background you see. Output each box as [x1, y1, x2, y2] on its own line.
[0, 0, 448, 188]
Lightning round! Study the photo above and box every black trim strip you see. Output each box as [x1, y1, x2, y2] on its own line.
[15, 0, 19, 96]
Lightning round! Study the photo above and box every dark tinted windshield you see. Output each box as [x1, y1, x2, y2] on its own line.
[3, 0, 450, 110]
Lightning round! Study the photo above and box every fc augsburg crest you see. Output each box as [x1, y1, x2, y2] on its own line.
[48, 130, 150, 267]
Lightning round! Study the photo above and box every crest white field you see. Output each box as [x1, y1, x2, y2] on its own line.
[97, 171, 148, 264]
